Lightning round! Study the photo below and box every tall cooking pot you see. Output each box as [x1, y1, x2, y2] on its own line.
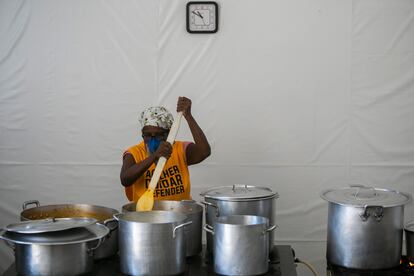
[204, 215, 276, 275]
[114, 211, 192, 276]
[0, 221, 108, 276]
[321, 185, 412, 269]
[200, 184, 278, 253]
[20, 200, 119, 259]
[122, 199, 203, 256]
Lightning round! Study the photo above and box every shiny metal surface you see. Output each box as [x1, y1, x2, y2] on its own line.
[14, 242, 94, 276]
[202, 196, 276, 253]
[207, 215, 272, 275]
[326, 202, 404, 269]
[20, 200, 119, 259]
[122, 200, 203, 256]
[114, 211, 190, 276]
[0, 224, 107, 276]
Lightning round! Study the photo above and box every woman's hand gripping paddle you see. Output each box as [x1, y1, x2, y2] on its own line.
[136, 112, 183, 211]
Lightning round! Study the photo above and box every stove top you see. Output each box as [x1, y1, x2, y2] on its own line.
[327, 257, 414, 276]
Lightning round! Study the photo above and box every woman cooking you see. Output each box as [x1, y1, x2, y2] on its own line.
[120, 96, 211, 202]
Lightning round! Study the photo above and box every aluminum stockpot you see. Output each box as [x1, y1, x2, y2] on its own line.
[405, 222, 414, 261]
[200, 184, 278, 253]
[204, 215, 275, 276]
[321, 185, 412, 270]
[0, 224, 108, 276]
[20, 200, 119, 259]
[122, 200, 203, 256]
[114, 211, 192, 276]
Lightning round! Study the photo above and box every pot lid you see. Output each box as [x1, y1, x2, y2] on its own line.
[5, 217, 97, 234]
[320, 186, 412, 207]
[0, 223, 109, 245]
[200, 184, 278, 201]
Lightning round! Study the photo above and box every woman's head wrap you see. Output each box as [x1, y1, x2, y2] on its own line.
[139, 106, 173, 130]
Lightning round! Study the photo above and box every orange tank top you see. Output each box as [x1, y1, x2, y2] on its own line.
[124, 141, 191, 201]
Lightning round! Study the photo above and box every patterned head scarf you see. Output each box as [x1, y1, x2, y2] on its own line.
[139, 106, 173, 130]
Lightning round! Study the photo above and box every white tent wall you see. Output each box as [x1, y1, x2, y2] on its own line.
[1, 0, 414, 274]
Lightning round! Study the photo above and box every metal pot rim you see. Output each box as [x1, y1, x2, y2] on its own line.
[20, 202, 120, 222]
[21, 203, 119, 214]
[200, 184, 278, 201]
[114, 210, 187, 224]
[122, 200, 203, 214]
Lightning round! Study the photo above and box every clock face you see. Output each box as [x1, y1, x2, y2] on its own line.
[186, 2, 218, 33]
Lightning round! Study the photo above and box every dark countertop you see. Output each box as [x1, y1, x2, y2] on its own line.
[2, 245, 297, 276]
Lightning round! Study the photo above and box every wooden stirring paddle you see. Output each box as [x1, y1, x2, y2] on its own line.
[136, 112, 183, 211]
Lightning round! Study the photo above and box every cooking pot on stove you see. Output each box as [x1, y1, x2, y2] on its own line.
[200, 184, 278, 254]
[114, 211, 191, 276]
[204, 215, 276, 275]
[122, 199, 203, 257]
[0, 218, 109, 276]
[20, 200, 118, 259]
[321, 185, 412, 269]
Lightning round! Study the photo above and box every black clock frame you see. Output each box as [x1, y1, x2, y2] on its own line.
[186, 1, 219, 34]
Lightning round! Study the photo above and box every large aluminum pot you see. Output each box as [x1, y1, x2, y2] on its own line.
[20, 200, 119, 260]
[321, 185, 412, 269]
[114, 211, 192, 276]
[0, 223, 108, 276]
[122, 199, 203, 256]
[204, 215, 276, 276]
[405, 222, 414, 261]
[200, 184, 278, 253]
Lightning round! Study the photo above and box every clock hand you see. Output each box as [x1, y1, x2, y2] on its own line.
[192, 11, 203, 18]
[196, 11, 204, 19]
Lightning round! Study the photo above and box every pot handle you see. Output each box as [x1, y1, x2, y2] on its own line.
[360, 205, 384, 222]
[22, 200, 40, 210]
[203, 224, 215, 235]
[200, 201, 220, 217]
[112, 213, 122, 221]
[263, 225, 277, 235]
[102, 218, 118, 233]
[173, 221, 192, 239]
[87, 237, 105, 255]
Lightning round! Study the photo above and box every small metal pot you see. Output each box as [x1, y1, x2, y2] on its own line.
[200, 185, 278, 253]
[204, 215, 275, 275]
[0, 223, 108, 276]
[114, 211, 192, 276]
[405, 222, 414, 261]
[20, 200, 119, 259]
[321, 185, 412, 269]
[122, 200, 203, 257]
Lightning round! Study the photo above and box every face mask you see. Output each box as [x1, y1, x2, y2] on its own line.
[147, 137, 161, 154]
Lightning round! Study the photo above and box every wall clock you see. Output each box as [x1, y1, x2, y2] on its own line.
[186, 1, 218, 33]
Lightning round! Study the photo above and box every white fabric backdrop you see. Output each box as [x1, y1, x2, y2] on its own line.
[1, 0, 414, 274]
